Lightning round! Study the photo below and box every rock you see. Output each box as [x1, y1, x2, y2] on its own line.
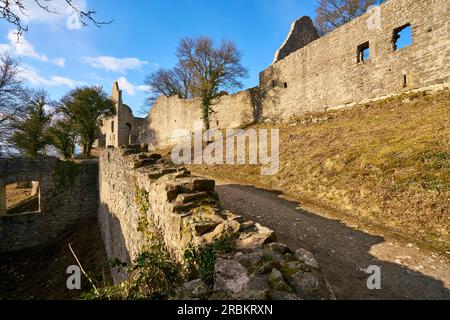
[268, 269, 293, 292]
[258, 261, 282, 275]
[192, 178, 215, 192]
[192, 220, 220, 236]
[235, 224, 276, 252]
[132, 159, 152, 169]
[233, 290, 269, 300]
[203, 220, 241, 243]
[235, 251, 263, 269]
[223, 211, 244, 223]
[173, 202, 197, 213]
[214, 258, 250, 294]
[269, 290, 301, 300]
[295, 248, 319, 270]
[262, 248, 285, 262]
[265, 242, 292, 254]
[161, 168, 177, 175]
[286, 272, 321, 300]
[175, 192, 209, 205]
[183, 279, 211, 299]
[239, 221, 256, 231]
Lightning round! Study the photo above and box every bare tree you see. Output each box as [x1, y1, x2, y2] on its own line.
[0, 0, 111, 36]
[0, 54, 30, 152]
[146, 37, 248, 130]
[178, 37, 248, 130]
[315, 0, 382, 35]
[144, 65, 197, 103]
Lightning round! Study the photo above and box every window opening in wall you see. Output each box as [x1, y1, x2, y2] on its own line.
[111, 120, 115, 133]
[403, 74, 408, 87]
[283, 82, 288, 89]
[357, 42, 370, 63]
[393, 24, 413, 51]
[1, 181, 40, 216]
[272, 80, 276, 89]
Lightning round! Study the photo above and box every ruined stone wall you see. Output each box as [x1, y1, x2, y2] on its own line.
[273, 16, 320, 63]
[98, 145, 236, 281]
[141, 90, 255, 148]
[139, 0, 449, 146]
[259, 0, 450, 120]
[0, 158, 98, 252]
[98, 146, 333, 299]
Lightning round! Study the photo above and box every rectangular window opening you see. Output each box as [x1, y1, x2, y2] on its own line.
[403, 74, 408, 87]
[1, 181, 41, 216]
[111, 120, 115, 133]
[357, 42, 370, 63]
[393, 24, 413, 51]
[283, 82, 288, 89]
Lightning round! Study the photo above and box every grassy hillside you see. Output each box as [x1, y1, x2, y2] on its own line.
[189, 89, 450, 253]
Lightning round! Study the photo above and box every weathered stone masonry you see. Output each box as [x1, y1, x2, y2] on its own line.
[0, 157, 98, 252]
[98, 146, 333, 299]
[259, 0, 450, 120]
[130, 0, 449, 147]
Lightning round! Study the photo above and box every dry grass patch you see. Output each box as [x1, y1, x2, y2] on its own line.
[188, 89, 450, 253]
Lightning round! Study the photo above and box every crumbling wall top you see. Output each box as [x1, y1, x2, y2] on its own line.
[273, 16, 320, 64]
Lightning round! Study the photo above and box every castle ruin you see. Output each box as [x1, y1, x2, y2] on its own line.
[100, 0, 450, 148]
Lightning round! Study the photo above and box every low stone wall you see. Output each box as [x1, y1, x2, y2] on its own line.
[99, 146, 333, 299]
[0, 157, 99, 252]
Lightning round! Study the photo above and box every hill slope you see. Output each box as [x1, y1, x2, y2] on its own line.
[190, 89, 450, 253]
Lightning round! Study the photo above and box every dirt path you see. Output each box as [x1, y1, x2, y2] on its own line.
[207, 176, 450, 300]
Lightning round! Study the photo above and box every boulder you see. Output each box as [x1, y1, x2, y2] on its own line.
[268, 269, 293, 292]
[286, 272, 321, 300]
[295, 248, 320, 270]
[182, 279, 211, 299]
[214, 258, 250, 294]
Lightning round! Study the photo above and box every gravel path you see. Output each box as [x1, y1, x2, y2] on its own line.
[209, 177, 450, 300]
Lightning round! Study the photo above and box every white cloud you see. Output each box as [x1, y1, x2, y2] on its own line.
[11, 0, 88, 25]
[0, 31, 66, 67]
[53, 58, 66, 68]
[117, 77, 151, 96]
[20, 65, 85, 88]
[84, 56, 148, 74]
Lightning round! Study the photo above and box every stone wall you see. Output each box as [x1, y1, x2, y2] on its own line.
[137, 0, 449, 146]
[98, 146, 333, 299]
[141, 90, 255, 148]
[0, 157, 98, 252]
[259, 0, 450, 120]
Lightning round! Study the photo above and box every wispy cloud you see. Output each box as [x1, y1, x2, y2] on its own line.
[117, 76, 151, 96]
[0, 31, 66, 67]
[20, 65, 85, 88]
[11, 0, 87, 26]
[84, 56, 148, 74]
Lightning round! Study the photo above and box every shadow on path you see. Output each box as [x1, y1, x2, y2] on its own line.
[215, 183, 450, 300]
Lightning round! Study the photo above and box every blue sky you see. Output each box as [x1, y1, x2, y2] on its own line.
[0, 0, 317, 116]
